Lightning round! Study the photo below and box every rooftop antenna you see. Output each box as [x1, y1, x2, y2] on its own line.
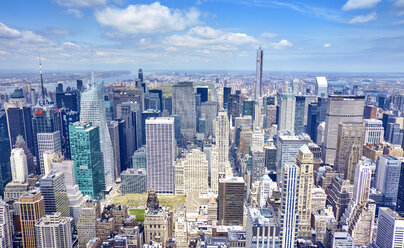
[91, 46, 94, 86]
[39, 55, 45, 99]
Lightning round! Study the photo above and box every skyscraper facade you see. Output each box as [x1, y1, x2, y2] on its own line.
[80, 82, 115, 189]
[146, 117, 175, 194]
[375, 207, 404, 248]
[363, 119, 384, 144]
[35, 212, 73, 248]
[172, 82, 196, 138]
[294, 96, 305, 135]
[0, 199, 14, 248]
[218, 177, 245, 226]
[39, 170, 70, 217]
[315, 77, 328, 97]
[375, 155, 401, 208]
[10, 148, 28, 183]
[69, 121, 105, 200]
[37, 131, 62, 175]
[0, 111, 12, 196]
[278, 93, 296, 134]
[255, 47, 263, 101]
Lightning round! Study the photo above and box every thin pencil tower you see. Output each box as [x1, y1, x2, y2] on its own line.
[39, 55, 45, 99]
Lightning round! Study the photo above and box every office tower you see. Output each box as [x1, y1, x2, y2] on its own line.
[227, 94, 241, 125]
[196, 87, 209, 103]
[251, 151, 265, 184]
[0, 110, 11, 196]
[363, 119, 384, 144]
[146, 117, 175, 194]
[238, 126, 253, 156]
[255, 47, 263, 100]
[279, 163, 299, 248]
[164, 97, 172, 115]
[311, 208, 338, 244]
[296, 145, 314, 238]
[386, 123, 401, 145]
[323, 95, 365, 165]
[0, 199, 13, 248]
[334, 122, 365, 181]
[327, 177, 353, 221]
[138, 68, 144, 82]
[174, 149, 209, 195]
[144, 208, 169, 245]
[39, 170, 70, 216]
[4, 102, 34, 153]
[132, 146, 146, 169]
[76, 79, 83, 92]
[266, 105, 277, 128]
[77, 200, 101, 247]
[375, 155, 400, 208]
[10, 148, 28, 183]
[37, 131, 62, 175]
[211, 111, 231, 194]
[59, 109, 79, 159]
[218, 177, 244, 226]
[397, 160, 404, 216]
[69, 122, 105, 199]
[325, 227, 354, 248]
[51, 157, 86, 223]
[242, 100, 255, 119]
[363, 105, 377, 119]
[346, 202, 374, 246]
[311, 187, 327, 212]
[35, 212, 73, 248]
[264, 144, 277, 171]
[375, 207, 404, 248]
[56, 91, 79, 111]
[294, 96, 305, 135]
[14, 136, 35, 176]
[112, 86, 144, 118]
[141, 109, 161, 144]
[80, 83, 114, 188]
[315, 77, 328, 97]
[18, 190, 45, 248]
[149, 89, 163, 111]
[108, 120, 121, 178]
[352, 159, 372, 204]
[223, 87, 231, 109]
[246, 206, 280, 248]
[278, 93, 295, 134]
[172, 82, 196, 138]
[121, 168, 147, 195]
[275, 132, 308, 172]
[200, 101, 218, 136]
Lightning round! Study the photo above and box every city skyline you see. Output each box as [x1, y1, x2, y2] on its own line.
[0, 0, 404, 72]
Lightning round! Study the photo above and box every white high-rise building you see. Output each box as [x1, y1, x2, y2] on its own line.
[211, 111, 231, 194]
[172, 82, 196, 138]
[278, 93, 295, 134]
[0, 199, 14, 248]
[280, 163, 299, 248]
[35, 212, 73, 248]
[37, 131, 61, 175]
[255, 47, 263, 101]
[174, 149, 209, 195]
[363, 119, 384, 144]
[10, 148, 28, 183]
[352, 158, 372, 204]
[146, 117, 176, 194]
[315, 77, 328, 97]
[80, 82, 115, 189]
[251, 128, 264, 152]
[258, 175, 277, 207]
[375, 207, 404, 248]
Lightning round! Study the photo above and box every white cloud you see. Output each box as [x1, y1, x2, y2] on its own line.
[67, 8, 83, 18]
[342, 0, 381, 10]
[349, 12, 377, 24]
[63, 41, 80, 48]
[393, 19, 404, 24]
[396, 0, 404, 7]
[323, 43, 332, 48]
[20, 31, 47, 43]
[95, 2, 200, 34]
[260, 32, 278, 39]
[0, 50, 7, 55]
[96, 51, 107, 56]
[53, 0, 107, 8]
[0, 22, 21, 39]
[269, 39, 293, 50]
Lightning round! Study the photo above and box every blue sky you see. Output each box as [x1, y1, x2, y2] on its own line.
[0, 0, 404, 72]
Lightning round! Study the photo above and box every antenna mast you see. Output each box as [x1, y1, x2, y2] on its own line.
[91, 47, 94, 85]
[39, 55, 45, 99]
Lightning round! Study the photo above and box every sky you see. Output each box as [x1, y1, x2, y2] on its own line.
[0, 0, 404, 73]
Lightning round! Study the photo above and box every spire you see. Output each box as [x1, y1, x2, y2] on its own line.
[39, 55, 45, 99]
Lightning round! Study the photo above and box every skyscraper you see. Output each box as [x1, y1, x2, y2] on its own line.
[18, 190, 45, 248]
[322, 95, 365, 165]
[218, 177, 245, 226]
[363, 119, 384, 144]
[37, 131, 62, 175]
[375, 155, 401, 208]
[278, 93, 296, 134]
[172, 82, 196, 138]
[0, 110, 12, 196]
[80, 82, 115, 189]
[397, 159, 404, 216]
[352, 158, 372, 204]
[77, 200, 100, 247]
[146, 117, 175, 194]
[279, 163, 299, 248]
[39, 170, 70, 217]
[35, 212, 73, 248]
[375, 207, 404, 248]
[315, 77, 328, 97]
[196, 86, 209, 103]
[69, 121, 105, 199]
[0, 199, 14, 248]
[296, 145, 314, 238]
[294, 96, 305, 135]
[255, 47, 263, 101]
[10, 148, 28, 183]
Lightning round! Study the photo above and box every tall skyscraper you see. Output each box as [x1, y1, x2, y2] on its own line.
[223, 87, 231, 109]
[352, 158, 372, 204]
[39, 170, 70, 217]
[397, 159, 404, 216]
[77, 200, 100, 247]
[279, 163, 299, 248]
[322, 95, 365, 165]
[0, 199, 14, 248]
[255, 47, 263, 101]
[146, 117, 175, 194]
[315, 77, 328, 97]
[37, 131, 62, 175]
[18, 190, 45, 248]
[59, 109, 79, 159]
[363, 119, 384, 144]
[80, 82, 115, 189]
[14, 135, 35, 174]
[334, 122, 365, 181]
[172, 82, 196, 138]
[35, 212, 73, 248]
[294, 96, 305, 135]
[196, 86, 209, 103]
[278, 93, 296, 134]
[375, 155, 401, 208]
[218, 177, 244, 226]
[296, 145, 314, 238]
[69, 121, 105, 200]
[0, 110, 12, 196]
[375, 207, 404, 248]
[10, 148, 28, 183]
[200, 101, 218, 136]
